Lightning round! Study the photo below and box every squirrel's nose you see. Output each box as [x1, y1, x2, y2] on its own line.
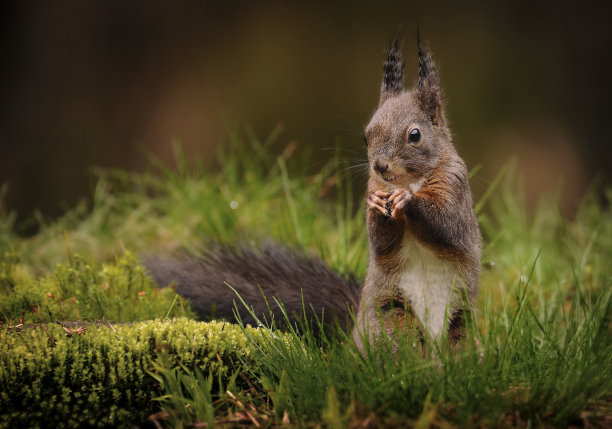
[373, 160, 389, 174]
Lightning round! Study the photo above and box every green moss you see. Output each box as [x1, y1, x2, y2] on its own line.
[0, 251, 194, 324]
[0, 318, 262, 428]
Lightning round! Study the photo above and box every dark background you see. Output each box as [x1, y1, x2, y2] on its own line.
[1, 1, 611, 230]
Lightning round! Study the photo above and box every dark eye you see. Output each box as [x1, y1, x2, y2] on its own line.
[408, 128, 421, 143]
[363, 136, 368, 147]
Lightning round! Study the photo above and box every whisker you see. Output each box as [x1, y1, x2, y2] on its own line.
[321, 147, 366, 157]
[336, 163, 371, 176]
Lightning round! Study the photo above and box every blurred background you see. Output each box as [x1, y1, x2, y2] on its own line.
[1, 1, 611, 232]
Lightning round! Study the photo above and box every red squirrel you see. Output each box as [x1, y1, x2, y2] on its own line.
[146, 37, 481, 348]
[354, 37, 481, 349]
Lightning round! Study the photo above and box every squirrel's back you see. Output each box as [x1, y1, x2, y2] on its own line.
[145, 244, 361, 332]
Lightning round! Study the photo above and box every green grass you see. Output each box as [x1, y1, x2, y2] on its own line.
[1, 129, 610, 427]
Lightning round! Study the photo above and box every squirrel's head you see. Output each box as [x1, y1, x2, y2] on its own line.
[364, 36, 450, 190]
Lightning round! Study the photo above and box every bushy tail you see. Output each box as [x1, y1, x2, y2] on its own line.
[144, 244, 361, 333]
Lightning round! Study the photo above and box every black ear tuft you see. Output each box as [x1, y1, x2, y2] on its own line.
[415, 32, 444, 125]
[417, 30, 429, 91]
[379, 36, 404, 106]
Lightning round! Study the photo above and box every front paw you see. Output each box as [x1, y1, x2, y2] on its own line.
[367, 190, 391, 217]
[388, 188, 413, 219]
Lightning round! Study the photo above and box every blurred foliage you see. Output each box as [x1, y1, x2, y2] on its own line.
[2, 2, 611, 222]
[0, 131, 366, 278]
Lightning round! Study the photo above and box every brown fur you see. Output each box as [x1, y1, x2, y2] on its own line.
[448, 308, 468, 346]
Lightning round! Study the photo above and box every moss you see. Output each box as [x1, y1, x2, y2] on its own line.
[0, 318, 262, 428]
[0, 251, 195, 324]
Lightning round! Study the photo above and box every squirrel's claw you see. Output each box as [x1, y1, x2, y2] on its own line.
[374, 190, 391, 199]
[389, 189, 413, 219]
[367, 193, 389, 217]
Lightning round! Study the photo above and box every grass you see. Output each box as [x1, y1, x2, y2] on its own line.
[1, 128, 610, 427]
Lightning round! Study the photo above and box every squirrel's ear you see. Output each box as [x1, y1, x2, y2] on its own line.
[379, 37, 404, 107]
[415, 36, 444, 125]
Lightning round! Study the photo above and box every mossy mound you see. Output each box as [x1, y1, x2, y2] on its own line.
[0, 318, 260, 428]
[0, 251, 195, 324]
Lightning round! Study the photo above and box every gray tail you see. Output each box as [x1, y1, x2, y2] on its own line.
[143, 243, 361, 334]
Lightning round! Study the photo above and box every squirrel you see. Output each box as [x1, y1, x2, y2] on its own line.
[354, 37, 481, 350]
[145, 37, 481, 349]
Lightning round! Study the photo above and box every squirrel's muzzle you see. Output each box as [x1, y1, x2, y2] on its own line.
[373, 160, 389, 175]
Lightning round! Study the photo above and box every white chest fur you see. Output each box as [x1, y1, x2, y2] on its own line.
[397, 232, 459, 340]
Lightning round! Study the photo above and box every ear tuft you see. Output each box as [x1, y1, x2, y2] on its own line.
[379, 36, 404, 106]
[416, 33, 444, 125]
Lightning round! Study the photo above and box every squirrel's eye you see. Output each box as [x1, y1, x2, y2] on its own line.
[408, 128, 421, 143]
[363, 136, 368, 147]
